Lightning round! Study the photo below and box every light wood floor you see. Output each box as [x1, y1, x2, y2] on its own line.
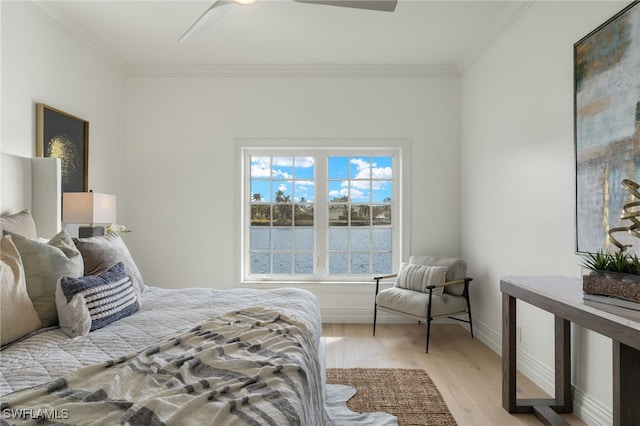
[322, 323, 587, 426]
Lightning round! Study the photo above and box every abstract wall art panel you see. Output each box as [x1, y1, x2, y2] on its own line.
[575, 1, 640, 254]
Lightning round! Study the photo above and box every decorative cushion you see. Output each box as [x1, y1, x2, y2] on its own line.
[376, 286, 468, 319]
[8, 230, 84, 327]
[56, 262, 140, 337]
[73, 233, 145, 294]
[408, 255, 467, 296]
[394, 263, 448, 295]
[0, 236, 42, 345]
[1, 210, 37, 239]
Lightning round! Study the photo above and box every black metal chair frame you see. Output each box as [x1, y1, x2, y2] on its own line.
[373, 275, 474, 352]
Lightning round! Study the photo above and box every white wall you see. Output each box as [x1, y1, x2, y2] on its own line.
[1, 1, 126, 219]
[124, 73, 462, 320]
[3, 0, 631, 423]
[461, 2, 628, 424]
[1, 1, 462, 320]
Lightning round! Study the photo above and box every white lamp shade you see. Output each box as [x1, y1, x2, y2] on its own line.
[62, 192, 116, 225]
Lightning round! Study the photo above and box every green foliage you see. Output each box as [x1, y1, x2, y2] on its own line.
[630, 255, 640, 275]
[581, 250, 640, 275]
[610, 251, 632, 273]
[580, 251, 611, 271]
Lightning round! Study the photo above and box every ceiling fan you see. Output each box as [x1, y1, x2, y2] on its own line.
[179, 0, 398, 42]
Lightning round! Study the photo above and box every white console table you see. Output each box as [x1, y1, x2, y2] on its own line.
[500, 276, 640, 426]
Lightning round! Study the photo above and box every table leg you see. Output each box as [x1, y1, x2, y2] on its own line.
[554, 316, 572, 413]
[613, 341, 640, 426]
[502, 293, 517, 412]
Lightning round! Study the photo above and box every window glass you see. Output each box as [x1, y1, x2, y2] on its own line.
[245, 148, 400, 281]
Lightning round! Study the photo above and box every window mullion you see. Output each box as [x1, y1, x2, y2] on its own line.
[314, 153, 328, 278]
[243, 142, 402, 283]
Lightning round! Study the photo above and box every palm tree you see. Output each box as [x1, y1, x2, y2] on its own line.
[275, 190, 291, 203]
[383, 196, 391, 214]
[252, 193, 263, 202]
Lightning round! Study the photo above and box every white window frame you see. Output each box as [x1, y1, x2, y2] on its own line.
[237, 139, 410, 284]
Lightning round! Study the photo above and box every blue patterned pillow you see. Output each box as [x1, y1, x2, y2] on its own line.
[55, 262, 140, 337]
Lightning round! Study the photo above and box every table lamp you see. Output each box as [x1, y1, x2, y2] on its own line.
[62, 192, 116, 238]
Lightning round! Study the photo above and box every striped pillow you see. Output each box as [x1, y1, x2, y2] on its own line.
[394, 263, 448, 295]
[56, 262, 139, 337]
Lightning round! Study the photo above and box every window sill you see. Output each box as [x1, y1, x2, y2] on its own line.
[240, 280, 375, 286]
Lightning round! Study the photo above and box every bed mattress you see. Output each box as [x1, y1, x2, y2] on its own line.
[0, 286, 322, 396]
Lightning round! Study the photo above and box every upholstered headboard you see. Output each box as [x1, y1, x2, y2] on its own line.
[1, 153, 62, 238]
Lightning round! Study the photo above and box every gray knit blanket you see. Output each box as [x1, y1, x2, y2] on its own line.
[1, 307, 325, 425]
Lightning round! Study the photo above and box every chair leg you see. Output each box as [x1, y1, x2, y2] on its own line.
[425, 317, 431, 353]
[466, 293, 474, 339]
[373, 305, 378, 336]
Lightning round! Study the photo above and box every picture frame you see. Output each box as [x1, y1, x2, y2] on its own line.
[36, 103, 89, 193]
[574, 1, 640, 255]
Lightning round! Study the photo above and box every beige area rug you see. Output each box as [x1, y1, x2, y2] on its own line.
[326, 368, 457, 426]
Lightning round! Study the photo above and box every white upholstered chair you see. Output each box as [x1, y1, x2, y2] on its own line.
[373, 255, 473, 352]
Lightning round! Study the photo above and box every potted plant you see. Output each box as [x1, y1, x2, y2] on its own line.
[581, 250, 640, 304]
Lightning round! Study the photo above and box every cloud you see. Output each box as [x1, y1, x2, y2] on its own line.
[329, 188, 350, 199]
[350, 158, 392, 180]
[253, 156, 314, 179]
[372, 166, 392, 179]
[294, 156, 314, 168]
[251, 157, 271, 177]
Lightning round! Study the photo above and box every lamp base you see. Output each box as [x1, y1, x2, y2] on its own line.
[79, 226, 105, 238]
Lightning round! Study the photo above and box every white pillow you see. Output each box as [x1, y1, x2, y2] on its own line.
[1, 236, 42, 345]
[0, 209, 37, 239]
[394, 262, 448, 295]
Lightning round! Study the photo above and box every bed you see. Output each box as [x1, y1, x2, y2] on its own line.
[0, 154, 327, 424]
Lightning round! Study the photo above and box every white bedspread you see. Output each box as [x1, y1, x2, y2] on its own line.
[0, 287, 322, 398]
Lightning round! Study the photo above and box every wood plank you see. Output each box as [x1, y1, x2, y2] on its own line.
[323, 323, 586, 426]
[532, 406, 572, 426]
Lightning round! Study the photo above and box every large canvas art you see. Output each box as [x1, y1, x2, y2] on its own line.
[575, 1, 640, 254]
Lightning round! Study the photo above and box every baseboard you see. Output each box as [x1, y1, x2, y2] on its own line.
[320, 307, 470, 325]
[472, 318, 612, 425]
[471, 316, 502, 354]
[321, 307, 411, 323]
[572, 386, 611, 426]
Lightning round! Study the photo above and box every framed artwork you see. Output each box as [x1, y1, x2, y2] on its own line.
[574, 1, 640, 254]
[36, 103, 89, 193]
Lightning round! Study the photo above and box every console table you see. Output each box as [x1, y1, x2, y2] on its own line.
[501, 276, 640, 426]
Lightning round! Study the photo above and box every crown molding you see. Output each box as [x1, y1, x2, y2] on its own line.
[457, 1, 535, 75]
[124, 63, 459, 78]
[27, 1, 129, 72]
[26, 1, 460, 79]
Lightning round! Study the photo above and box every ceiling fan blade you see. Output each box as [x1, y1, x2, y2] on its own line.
[179, 0, 236, 43]
[293, 0, 397, 12]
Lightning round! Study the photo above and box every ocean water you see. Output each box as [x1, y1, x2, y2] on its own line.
[250, 227, 392, 275]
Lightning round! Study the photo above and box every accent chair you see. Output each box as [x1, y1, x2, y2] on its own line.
[373, 255, 473, 352]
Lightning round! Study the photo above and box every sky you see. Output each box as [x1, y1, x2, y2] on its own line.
[250, 155, 393, 203]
